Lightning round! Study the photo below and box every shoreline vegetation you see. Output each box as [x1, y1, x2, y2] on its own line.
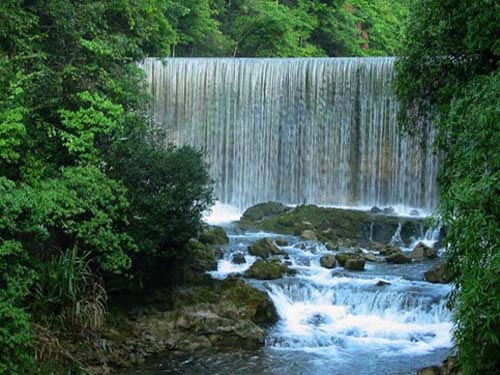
[1, 1, 498, 374]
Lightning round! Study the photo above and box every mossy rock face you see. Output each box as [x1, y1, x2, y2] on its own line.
[244, 260, 284, 280]
[220, 279, 278, 324]
[199, 226, 229, 245]
[248, 238, 286, 259]
[275, 238, 289, 247]
[424, 263, 453, 284]
[241, 204, 425, 246]
[345, 258, 365, 271]
[335, 252, 355, 267]
[385, 252, 412, 264]
[241, 201, 291, 223]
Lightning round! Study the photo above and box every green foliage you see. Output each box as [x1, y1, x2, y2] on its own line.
[108, 140, 214, 260]
[0, 240, 35, 374]
[396, 1, 499, 373]
[439, 73, 500, 374]
[34, 248, 108, 334]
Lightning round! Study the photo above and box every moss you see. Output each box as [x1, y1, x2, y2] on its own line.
[248, 238, 285, 259]
[199, 226, 229, 245]
[244, 260, 283, 280]
[240, 201, 290, 223]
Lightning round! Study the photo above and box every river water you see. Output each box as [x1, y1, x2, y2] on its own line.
[129, 206, 452, 375]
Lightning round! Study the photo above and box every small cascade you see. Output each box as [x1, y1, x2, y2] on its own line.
[390, 223, 403, 246]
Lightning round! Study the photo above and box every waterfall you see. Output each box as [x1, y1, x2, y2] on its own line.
[142, 57, 439, 210]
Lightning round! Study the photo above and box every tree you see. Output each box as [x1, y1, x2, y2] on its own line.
[395, 1, 499, 373]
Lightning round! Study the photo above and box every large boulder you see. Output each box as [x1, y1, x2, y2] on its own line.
[345, 258, 365, 271]
[241, 202, 291, 222]
[379, 244, 402, 256]
[248, 238, 286, 259]
[424, 263, 453, 284]
[409, 242, 438, 260]
[199, 226, 229, 245]
[320, 254, 337, 269]
[385, 252, 412, 264]
[335, 252, 355, 267]
[244, 260, 284, 280]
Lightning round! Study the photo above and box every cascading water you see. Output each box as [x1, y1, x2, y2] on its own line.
[142, 57, 439, 211]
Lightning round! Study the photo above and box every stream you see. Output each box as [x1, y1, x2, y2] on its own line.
[129, 207, 452, 375]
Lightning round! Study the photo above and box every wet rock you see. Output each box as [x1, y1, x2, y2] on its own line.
[320, 254, 337, 269]
[275, 238, 289, 246]
[301, 229, 318, 241]
[410, 242, 438, 260]
[248, 238, 286, 259]
[325, 241, 339, 251]
[199, 226, 229, 245]
[368, 242, 385, 252]
[345, 258, 365, 271]
[410, 209, 420, 216]
[244, 260, 284, 280]
[383, 206, 395, 215]
[375, 280, 391, 287]
[379, 244, 401, 256]
[362, 252, 378, 262]
[385, 252, 412, 264]
[424, 263, 453, 284]
[232, 252, 246, 264]
[241, 201, 291, 222]
[294, 242, 307, 250]
[335, 252, 355, 267]
[370, 206, 382, 214]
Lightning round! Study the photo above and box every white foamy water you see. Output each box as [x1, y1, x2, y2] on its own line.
[203, 202, 242, 225]
[209, 227, 452, 359]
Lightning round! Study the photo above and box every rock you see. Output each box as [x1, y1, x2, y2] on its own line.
[241, 202, 291, 222]
[417, 366, 442, 375]
[362, 252, 378, 262]
[244, 260, 284, 280]
[379, 244, 401, 256]
[232, 252, 246, 264]
[174, 309, 266, 350]
[325, 241, 339, 251]
[320, 254, 337, 269]
[410, 242, 438, 260]
[301, 230, 318, 241]
[335, 252, 354, 267]
[424, 263, 453, 284]
[383, 206, 395, 214]
[345, 258, 365, 271]
[370, 206, 382, 214]
[199, 226, 229, 245]
[248, 238, 286, 259]
[375, 280, 391, 287]
[275, 238, 288, 246]
[410, 209, 420, 216]
[219, 279, 278, 324]
[368, 242, 385, 252]
[385, 252, 412, 264]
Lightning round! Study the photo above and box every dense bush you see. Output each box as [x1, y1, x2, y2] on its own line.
[395, 1, 499, 373]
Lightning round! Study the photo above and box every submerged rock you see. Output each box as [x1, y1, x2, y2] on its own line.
[248, 238, 286, 259]
[410, 242, 438, 260]
[383, 206, 395, 214]
[244, 260, 284, 280]
[410, 209, 420, 216]
[375, 280, 391, 287]
[320, 254, 337, 269]
[370, 206, 382, 214]
[424, 263, 453, 284]
[199, 226, 229, 245]
[345, 258, 365, 271]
